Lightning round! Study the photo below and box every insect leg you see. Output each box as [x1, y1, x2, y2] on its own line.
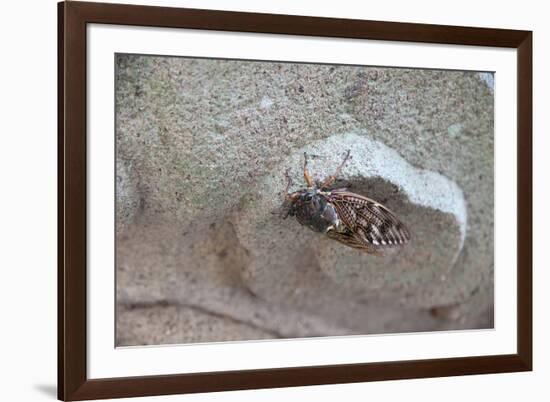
[321, 149, 351, 189]
[281, 168, 293, 198]
[303, 152, 314, 188]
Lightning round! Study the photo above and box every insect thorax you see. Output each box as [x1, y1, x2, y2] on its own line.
[289, 190, 340, 233]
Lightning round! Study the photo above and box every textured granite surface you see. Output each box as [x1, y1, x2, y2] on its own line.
[115, 54, 494, 346]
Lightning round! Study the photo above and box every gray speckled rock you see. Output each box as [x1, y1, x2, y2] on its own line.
[116, 157, 141, 234]
[115, 54, 494, 345]
[116, 304, 275, 346]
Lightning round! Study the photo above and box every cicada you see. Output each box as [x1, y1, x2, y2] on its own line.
[281, 150, 410, 254]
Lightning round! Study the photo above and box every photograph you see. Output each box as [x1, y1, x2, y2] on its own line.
[0, 0, 543, 400]
[115, 54, 495, 346]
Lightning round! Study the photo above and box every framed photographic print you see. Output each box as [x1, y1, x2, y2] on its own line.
[58, 1, 532, 400]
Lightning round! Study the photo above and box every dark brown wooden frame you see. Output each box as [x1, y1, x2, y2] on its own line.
[58, 1, 532, 400]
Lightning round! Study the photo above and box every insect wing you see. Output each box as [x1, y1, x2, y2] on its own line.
[325, 189, 410, 249]
[325, 227, 385, 255]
